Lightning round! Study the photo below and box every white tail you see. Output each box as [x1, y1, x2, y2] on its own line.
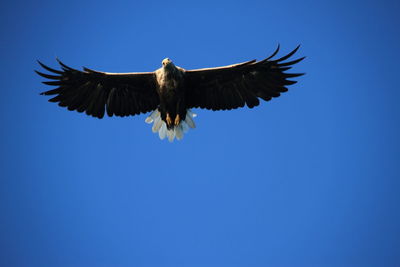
[145, 109, 196, 142]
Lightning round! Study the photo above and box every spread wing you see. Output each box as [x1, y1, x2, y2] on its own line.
[36, 60, 159, 118]
[184, 45, 304, 110]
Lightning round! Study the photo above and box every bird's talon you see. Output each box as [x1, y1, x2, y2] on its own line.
[174, 114, 180, 126]
[166, 113, 172, 127]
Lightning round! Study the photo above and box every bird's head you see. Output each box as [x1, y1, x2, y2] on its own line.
[162, 58, 174, 68]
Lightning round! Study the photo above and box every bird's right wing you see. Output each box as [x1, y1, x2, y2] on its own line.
[184, 46, 304, 111]
[36, 60, 159, 118]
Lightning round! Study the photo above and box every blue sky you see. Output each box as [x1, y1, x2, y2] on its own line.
[1, 0, 399, 266]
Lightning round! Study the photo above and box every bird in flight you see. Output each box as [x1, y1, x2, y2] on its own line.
[36, 45, 304, 142]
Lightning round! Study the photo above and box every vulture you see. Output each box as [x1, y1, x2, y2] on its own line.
[36, 45, 304, 142]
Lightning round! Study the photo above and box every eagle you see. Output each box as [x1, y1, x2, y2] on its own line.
[36, 45, 304, 142]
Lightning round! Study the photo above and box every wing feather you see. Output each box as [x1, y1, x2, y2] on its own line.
[185, 46, 304, 111]
[36, 60, 159, 118]
[37, 60, 64, 74]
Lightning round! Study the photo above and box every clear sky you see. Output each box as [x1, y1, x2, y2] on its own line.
[1, 0, 399, 266]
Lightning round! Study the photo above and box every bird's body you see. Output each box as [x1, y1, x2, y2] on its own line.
[155, 58, 187, 128]
[36, 46, 304, 141]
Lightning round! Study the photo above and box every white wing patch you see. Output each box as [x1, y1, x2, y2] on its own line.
[145, 109, 196, 142]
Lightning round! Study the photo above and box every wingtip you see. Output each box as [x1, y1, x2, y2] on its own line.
[34, 69, 44, 77]
[269, 44, 281, 59]
[296, 56, 306, 64]
[260, 44, 281, 63]
[276, 45, 302, 62]
[56, 57, 74, 70]
[36, 60, 64, 74]
[37, 60, 46, 68]
[290, 45, 301, 55]
[285, 73, 305, 78]
[278, 56, 306, 67]
[55, 57, 64, 66]
[35, 69, 62, 79]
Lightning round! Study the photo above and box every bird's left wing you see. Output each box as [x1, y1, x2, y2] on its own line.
[36, 60, 159, 118]
[184, 45, 304, 111]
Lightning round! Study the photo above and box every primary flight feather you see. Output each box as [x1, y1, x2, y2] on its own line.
[36, 45, 304, 141]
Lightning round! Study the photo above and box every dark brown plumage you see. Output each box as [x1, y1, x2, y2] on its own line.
[36, 45, 304, 141]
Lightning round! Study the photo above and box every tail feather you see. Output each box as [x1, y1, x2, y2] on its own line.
[175, 124, 183, 140]
[185, 110, 196, 129]
[145, 109, 196, 142]
[159, 123, 167, 139]
[181, 121, 190, 133]
[167, 129, 175, 142]
[151, 116, 162, 133]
